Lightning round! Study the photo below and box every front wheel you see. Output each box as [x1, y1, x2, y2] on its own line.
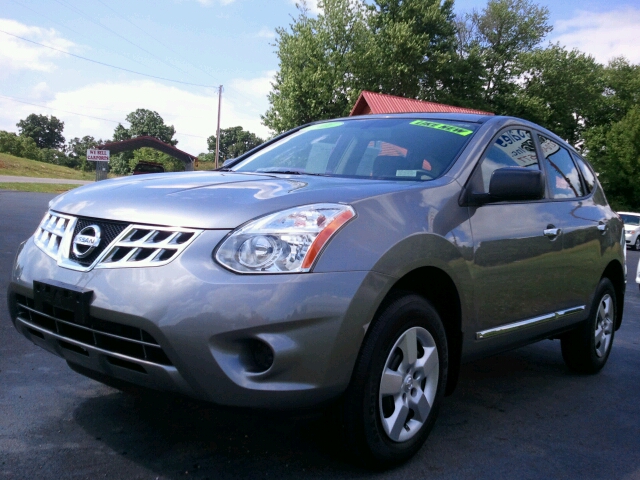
[341, 292, 447, 467]
[561, 278, 616, 374]
[635, 236, 640, 250]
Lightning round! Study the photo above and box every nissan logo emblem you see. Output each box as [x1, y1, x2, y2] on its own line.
[72, 225, 102, 258]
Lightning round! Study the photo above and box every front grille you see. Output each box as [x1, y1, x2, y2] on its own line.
[33, 211, 202, 271]
[69, 218, 128, 267]
[99, 226, 198, 268]
[34, 212, 75, 260]
[14, 293, 172, 367]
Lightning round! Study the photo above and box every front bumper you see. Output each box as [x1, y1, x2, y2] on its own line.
[625, 232, 638, 246]
[8, 231, 393, 408]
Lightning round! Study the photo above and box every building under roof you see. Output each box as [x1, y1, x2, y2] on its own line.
[99, 136, 197, 169]
[349, 90, 493, 117]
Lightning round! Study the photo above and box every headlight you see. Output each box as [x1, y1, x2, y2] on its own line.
[215, 203, 356, 273]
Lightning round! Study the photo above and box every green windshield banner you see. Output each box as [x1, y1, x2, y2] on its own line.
[303, 121, 344, 131]
[410, 120, 473, 136]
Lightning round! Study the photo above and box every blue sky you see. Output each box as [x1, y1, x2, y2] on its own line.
[1, 0, 639, 154]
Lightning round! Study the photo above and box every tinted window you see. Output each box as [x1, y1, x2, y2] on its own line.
[233, 119, 477, 181]
[620, 214, 640, 225]
[475, 129, 539, 193]
[573, 153, 596, 194]
[538, 135, 584, 198]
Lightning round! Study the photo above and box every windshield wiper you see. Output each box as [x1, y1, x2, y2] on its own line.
[257, 169, 327, 176]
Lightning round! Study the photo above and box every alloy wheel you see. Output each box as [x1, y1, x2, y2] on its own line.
[594, 294, 614, 358]
[378, 327, 439, 443]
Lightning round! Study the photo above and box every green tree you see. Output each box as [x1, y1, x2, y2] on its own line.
[0, 131, 25, 157]
[114, 109, 177, 145]
[0, 131, 42, 160]
[67, 136, 106, 171]
[367, 0, 457, 101]
[263, 0, 459, 133]
[16, 113, 65, 149]
[591, 57, 640, 127]
[512, 45, 603, 145]
[585, 106, 640, 211]
[263, 0, 372, 133]
[207, 126, 264, 162]
[456, 0, 552, 112]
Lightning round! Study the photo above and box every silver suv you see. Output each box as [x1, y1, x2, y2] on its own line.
[8, 114, 625, 466]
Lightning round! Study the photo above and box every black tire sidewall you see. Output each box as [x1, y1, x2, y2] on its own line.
[345, 293, 448, 466]
[586, 279, 617, 369]
[562, 278, 617, 373]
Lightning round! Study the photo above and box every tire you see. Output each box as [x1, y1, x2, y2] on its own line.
[635, 236, 640, 250]
[561, 278, 616, 374]
[341, 292, 448, 468]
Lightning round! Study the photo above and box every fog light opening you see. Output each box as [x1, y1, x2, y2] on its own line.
[249, 339, 274, 373]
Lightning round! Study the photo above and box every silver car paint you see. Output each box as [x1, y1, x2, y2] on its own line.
[8, 114, 625, 408]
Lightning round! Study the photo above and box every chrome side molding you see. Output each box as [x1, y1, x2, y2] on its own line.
[476, 305, 586, 340]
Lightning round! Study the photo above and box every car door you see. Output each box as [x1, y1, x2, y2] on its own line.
[467, 128, 566, 338]
[536, 134, 609, 311]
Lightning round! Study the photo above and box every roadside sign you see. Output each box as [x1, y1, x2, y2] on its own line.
[87, 149, 110, 162]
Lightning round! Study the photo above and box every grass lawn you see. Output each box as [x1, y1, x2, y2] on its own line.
[0, 152, 96, 180]
[0, 182, 80, 193]
[195, 160, 218, 171]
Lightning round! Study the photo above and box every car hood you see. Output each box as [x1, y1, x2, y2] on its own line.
[49, 171, 422, 229]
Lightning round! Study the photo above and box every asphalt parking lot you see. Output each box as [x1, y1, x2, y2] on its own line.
[2, 189, 640, 480]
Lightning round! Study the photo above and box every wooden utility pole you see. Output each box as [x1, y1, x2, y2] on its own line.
[215, 85, 223, 169]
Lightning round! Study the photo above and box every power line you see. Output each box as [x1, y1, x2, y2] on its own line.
[93, 0, 222, 84]
[8, 0, 262, 106]
[8, 0, 156, 71]
[52, 0, 194, 79]
[0, 30, 220, 89]
[0, 94, 209, 140]
[90, 0, 258, 106]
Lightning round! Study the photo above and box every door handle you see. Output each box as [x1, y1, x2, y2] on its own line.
[544, 227, 562, 238]
[598, 223, 608, 234]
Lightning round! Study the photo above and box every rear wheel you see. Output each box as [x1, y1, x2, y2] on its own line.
[342, 292, 447, 467]
[561, 278, 616, 374]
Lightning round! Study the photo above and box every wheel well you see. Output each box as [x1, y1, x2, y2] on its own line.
[601, 260, 625, 330]
[391, 267, 462, 395]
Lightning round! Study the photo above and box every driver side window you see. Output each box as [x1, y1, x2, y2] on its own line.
[473, 129, 540, 194]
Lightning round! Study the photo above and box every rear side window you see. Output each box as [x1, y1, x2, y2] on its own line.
[475, 129, 539, 193]
[538, 135, 584, 198]
[572, 153, 596, 194]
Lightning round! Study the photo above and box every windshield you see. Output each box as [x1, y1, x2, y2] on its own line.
[232, 118, 478, 181]
[621, 214, 640, 225]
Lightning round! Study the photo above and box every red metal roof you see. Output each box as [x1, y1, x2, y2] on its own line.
[98, 136, 196, 163]
[350, 91, 493, 116]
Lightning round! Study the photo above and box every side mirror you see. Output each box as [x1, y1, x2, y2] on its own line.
[469, 167, 545, 205]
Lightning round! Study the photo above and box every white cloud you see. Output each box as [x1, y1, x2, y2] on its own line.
[553, 8, 640, 64]
[188, 0, 237, 5]
[256, 27, 276, 39]
[229, 70, 275, 99]
[289, 0, 322, 15]
[0, 18, 74, 74]
[0, 76, 273, 155]
[31, 82, 52, 100]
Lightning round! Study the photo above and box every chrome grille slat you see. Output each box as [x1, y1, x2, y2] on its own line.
[98, 225, 200, 268]
[17, 303, 163, 348]
[13, 295, 172, 367]
[32, 210, 202, 271]
[17, 316, 174, 369]
[34, 212, 76, 261]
